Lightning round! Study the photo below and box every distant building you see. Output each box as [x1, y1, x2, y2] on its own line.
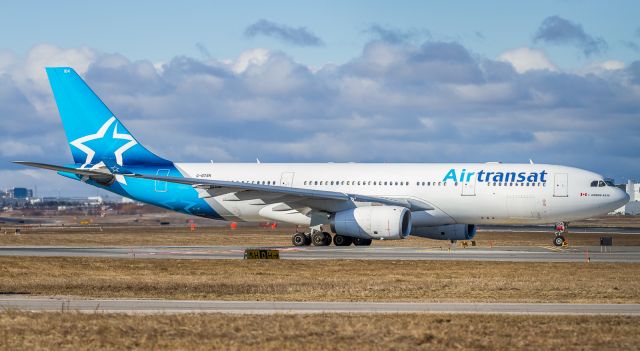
[9, 187, 33, 199]
[121, 197, 136, 204]
[41, 196, 102, 206]
[612, 180, 640, 215]
[87, 196, 103, 206]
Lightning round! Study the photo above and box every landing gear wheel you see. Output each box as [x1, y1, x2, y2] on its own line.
[292, 232, 308, 247]
[333, 234, 353, 246]
[553, 235, 565, 247]
[312, 232, 330, 246]
[322, 232, 332, 246]
[353, 238, 373, 246]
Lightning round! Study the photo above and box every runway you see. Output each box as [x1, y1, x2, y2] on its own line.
[0, 245, 638, 262]
[1, 297, 638, 315]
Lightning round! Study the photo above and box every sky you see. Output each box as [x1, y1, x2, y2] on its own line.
[0, 0, 639, 196]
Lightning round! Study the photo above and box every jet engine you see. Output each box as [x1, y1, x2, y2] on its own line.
[330, 206, 412, 240]
[411, 224, 477, 241]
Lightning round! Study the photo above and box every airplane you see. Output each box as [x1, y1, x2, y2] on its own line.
[15, 67, 630, 247]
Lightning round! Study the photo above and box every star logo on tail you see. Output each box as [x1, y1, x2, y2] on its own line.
[69, 116, 138, 184]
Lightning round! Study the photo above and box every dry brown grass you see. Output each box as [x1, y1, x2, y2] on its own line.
[1, 257, 638, 303]
[0, 311, 638, 350]
[1, 225, 640, 247]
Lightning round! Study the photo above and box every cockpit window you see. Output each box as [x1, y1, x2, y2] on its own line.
[592, 179, 615, 187]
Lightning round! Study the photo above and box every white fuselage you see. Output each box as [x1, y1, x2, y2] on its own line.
[174, 162, 629, 228]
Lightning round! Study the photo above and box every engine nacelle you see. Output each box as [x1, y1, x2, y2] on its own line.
[411, 224, 477, 241]
[330, 206, 412, 240]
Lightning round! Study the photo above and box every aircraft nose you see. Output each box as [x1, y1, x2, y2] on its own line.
[613, 188, 630, 208]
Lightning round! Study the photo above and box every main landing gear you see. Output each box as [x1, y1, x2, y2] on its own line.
[291, 230, 372, 247]
[553, 221, 568, 247]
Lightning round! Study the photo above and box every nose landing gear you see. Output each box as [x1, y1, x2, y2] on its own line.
[553, 222, 568, 247]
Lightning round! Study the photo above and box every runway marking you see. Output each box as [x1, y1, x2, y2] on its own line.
[539, 246, 579, 252]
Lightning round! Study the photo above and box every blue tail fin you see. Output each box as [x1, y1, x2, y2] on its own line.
[46, 67, 170, 167]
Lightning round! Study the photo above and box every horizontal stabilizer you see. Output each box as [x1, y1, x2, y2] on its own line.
[13, 161, 115, 184]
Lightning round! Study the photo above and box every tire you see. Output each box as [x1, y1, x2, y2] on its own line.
[353, 238, 373, 246]
[553, 235, 565, 247]
[304, 234, 312, 246]
[343, 236, 353, 246]
[312, 232, 327, 246]
[322, 232, 332, 246]
[292, 232, 307, 247]
[333, 234, 347, 246]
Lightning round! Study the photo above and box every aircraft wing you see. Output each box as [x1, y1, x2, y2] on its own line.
[123, 172, 433, 212]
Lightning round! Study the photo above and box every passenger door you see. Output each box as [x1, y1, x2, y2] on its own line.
[553, 173, 568, 197]
[280, 172, 295, 187]
[461, 176, 476, 196]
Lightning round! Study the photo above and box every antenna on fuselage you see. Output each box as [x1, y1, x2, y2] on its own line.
[256, 158, 261, 164]
[529, 159, 534, 165]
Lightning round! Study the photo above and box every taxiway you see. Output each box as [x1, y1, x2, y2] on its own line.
[1, 297, 638, 315]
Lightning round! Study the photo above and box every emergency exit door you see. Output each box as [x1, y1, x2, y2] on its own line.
[553, 173, 568, 197]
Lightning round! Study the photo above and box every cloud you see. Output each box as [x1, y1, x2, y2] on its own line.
[244, 20, 323, 46]
[533, 16, 607, 56]
[229, 48, 270, 74]
[365, 24, 427, 44]
[498, 47, 556, 73]
[577, 60, 625, 76]
[622, 40, 640, 52]
[1, 41, 639, 196]
[195, 42, 211, 59]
